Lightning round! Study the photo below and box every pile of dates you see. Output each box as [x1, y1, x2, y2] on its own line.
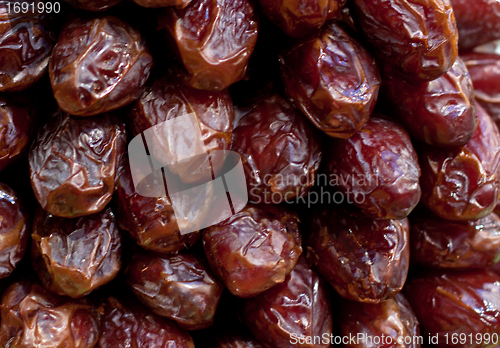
[1, 0, 500, 347]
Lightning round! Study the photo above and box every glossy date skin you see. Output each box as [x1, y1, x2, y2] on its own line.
[231, 95, 322, 205]
[127, 252, 224, 330]
[0, 279, 100, 348]
[31, 207, 122, 298]
[325, 116, 421, 219]
[243, 257, 332, 348]
[158, 0, 259, 91]
[99, 296, 195, 348]
[61, 0, 123, 11]
[203, 204, 302, 298]
[133, 0, 192, 8]
[381, 57, 476, 148]
[50, 15, 153, 116]
[280, 22, 380, 138]
[419, 104, 500, 221]
[350, 0, 458, 81]
[307, 205, 410, 303]
[405, 271, 500, 348]
[29, 111, 126, 218]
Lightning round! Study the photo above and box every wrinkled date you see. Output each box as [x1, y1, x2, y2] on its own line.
[419, 104, 500, 221]
[31, 207, 122, 298]
[127, 252, 224, 330]
[158, 0, 259, 91]
[231, 95, 322, 205]
[203, 204, 302, 298]
[280, 21, 380, 138]
[243, 257, 333, 348]
[325, 116, 421, 219]
[350, 0, 458, 80]
[62, 0, 123, 11]
[50, 15, 153, 116]
[29, 111, 126, 218]
[307, 205, 410, 303]
[381, 57, 476, 148]
[133, 0, 192, 8]
[405, 271, 500, 348]
[0, 279, 100, 348]
[99, 296, 195, 348]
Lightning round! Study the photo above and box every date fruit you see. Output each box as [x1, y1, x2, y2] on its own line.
[280, 21, 380, 138]
[50, 15, 153, 116]
[133, 0, 192, 8]
[62, 0, 123, 11]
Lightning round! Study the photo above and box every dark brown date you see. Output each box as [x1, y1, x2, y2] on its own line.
[350, 0, 458, 80]
[231, 95, 322, 205]
[127, 252, 224, 330]
[29, 111, 126, 218]
[133, 0, 192, 8]
[340, 293, 421, 348]
[243, 257, 332, 348]
[280, 21, 380, 138]
[31, 207, 121, 298]
[307, 205, 410, 303]
[405, 270, 500, 348]
[203, 204, 302, 298]
[62, 0, 123, 11]
[0, 279, 100, 348]
[419, 104, 500, 221]
[325, 116, 421, 219]
[99, 296, 195, 348]
[381, 57, 476, 148]
[0, 183, 29, 279]
[158, 0, 258, 91]
[50, 15, 153, 116]
[258, 0, 345, 38]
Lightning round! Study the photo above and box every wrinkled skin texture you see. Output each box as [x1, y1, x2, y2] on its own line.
[203, 204, 302, 298]
[307, 205, 410, 303]
[325, 116, 421, 219]
[258, 0, 345, 38]
[130, 76, 234, 184]
[0, 183, 28, 279]
[99, 296, 195, 348]
[340, 294, 421, 348]
[50, 15, 153, 116]
[127, 252, 224, 330]
[419, 104, 500, 221]
[405, 271, 500, 348]
[0, 280, 100, 348]
[62, 0, 122, 11]
[133, 0, 192, 8]
[231, 95, 322, 205]
[243, 257, 332, 348]
[158, 0, 259, 91]
[280, 22, 380, 138]
[350, 0, 458, 80]
[29, 111, 126, 218]
[0, 5, 55, 92]
[31, 207, 121, 298]
[382, 57, 476, 148]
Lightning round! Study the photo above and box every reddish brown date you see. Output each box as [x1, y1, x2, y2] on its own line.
[405, 271, 500, 348]
[231, 95, 322, 205]
[31, 207, 121, 298]
[203, 204, 302, 298]
[258, 0, 345, 38]
[243, 257, 332, 348]
[350, 0, 458, 80]
[307, 205, 410, 303]
[325, 116, 421, 219]
[0, 279, 100, 348]
[133, 0, 192, 8]
[340, 293, 421, 348]
[0, 183, 28, 279]
[99, 296, 195, 348]
[29, 111, 126, 218]
[419, 104, 500, 221]
[158, 0, 258, 91]
[62, 0, 122, 11]
[381, 57, 476, 148]
[127, 252, 224, 330]
[280, 22, 380, 138]
[50, 15, 153, 116]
